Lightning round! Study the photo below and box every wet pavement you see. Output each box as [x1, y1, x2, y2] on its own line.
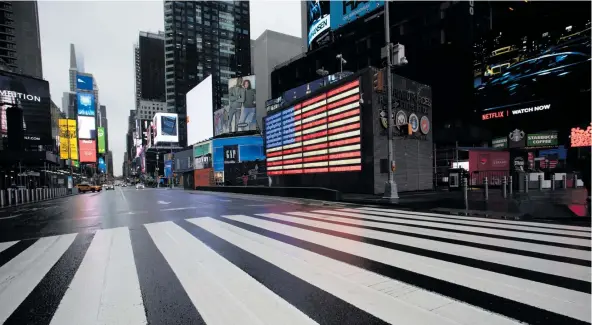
[0, 188, 590, 324]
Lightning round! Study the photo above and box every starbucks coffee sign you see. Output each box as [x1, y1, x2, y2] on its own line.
[492, 137, 507, 149]
[527, 132, 558, 147]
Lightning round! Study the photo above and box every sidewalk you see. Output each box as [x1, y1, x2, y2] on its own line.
[343, 188, 590, 224]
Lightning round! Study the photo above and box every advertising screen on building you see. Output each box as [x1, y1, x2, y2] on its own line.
[329, 1, 384, 31]
[77, 115, 96, 139]
[214, 75, 257, 136]
[570, 124, 592, 148]
[186, 75, 213, 145]
[77, 92, 95, 116]
[59, 119, 78, 160]
[79, 139, 96, 163]
[98, 156, 106, 173]
[265, 79, 362, 175]
[307, 0, 331, 50]
[76, 74, 93, 91]
[97, 127, 106, 153]
[153, 112, 179, 144]
[474, 10, 590, 114]
[0, 72, 52, 148]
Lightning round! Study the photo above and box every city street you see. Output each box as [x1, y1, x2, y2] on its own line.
[0, 188, 590, 325]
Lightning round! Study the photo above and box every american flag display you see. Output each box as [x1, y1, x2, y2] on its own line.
[265, 80, 362, 175]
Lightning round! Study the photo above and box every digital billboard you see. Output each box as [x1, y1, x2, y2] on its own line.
[98, 157, 106, 173]
[76, 74, 93, 91]
[307, 0, 331, 50]
[79, 139, 96, 163]
[77, 115, 96, 139]
[474, 14, 590, 114]
[215, 75, 257, 136]
[97, 127, 106, 153]
[59, 119, 78, 160]
[329, 1, 384, 31]
[265, 79, 362, 175]
[77, 92, 95, 116]
[0, 72, 52, 148]
[571, 124, 592, 148]
[186, 75, 213, 145]
[212, 136, 265, 172]
[153, 112, 179, 144]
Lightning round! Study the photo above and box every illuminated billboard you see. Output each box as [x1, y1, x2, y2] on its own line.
[97, 127, 106, 153]
[571, 124, 592, 148]
[265, 79, 362, 175]
[186, 75, 213, 145]
[76, 74, 93, 91]
[330, 1, 384, 31]
[306, 0, 331, 50]
[77, 92, 95, 116]
[215, 75, 257, 136]
[153, 112, 179, 144]
[77, 115, 96, 139]
[58, 119, 78, 160]
[79, 139, 96, 163]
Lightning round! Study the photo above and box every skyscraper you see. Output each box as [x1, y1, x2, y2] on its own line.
[134, 31, 167, 121]
[0, 1, 43, 79]
[164, 1, 252, 147]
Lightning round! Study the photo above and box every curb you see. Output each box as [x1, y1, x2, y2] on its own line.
[0, 193, 76, 211]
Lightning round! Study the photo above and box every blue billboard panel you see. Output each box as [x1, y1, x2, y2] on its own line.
[76, 74, 93, 91]
[77, 92, 95, 116]
[330, 1, 384, 30]
[164, 160, 173, 178]
[307, 0, 331, 48]
[98, 157, 106, 173]
[212, 136, 265, 172]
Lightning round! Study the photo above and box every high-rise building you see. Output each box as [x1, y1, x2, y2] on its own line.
[0, 1, 43, 79]
[135, 31, 166, 111]
[164, 0, 252, 147]
[251, 30, 303, 129]
[98, 104, 109, 153]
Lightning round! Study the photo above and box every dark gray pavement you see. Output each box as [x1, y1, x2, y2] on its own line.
[0, 188, 589, 325]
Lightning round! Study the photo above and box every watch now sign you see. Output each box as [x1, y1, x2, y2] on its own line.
[482, 104, 551, 121]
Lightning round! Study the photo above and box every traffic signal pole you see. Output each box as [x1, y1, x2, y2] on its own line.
[383, 0, 399, 200]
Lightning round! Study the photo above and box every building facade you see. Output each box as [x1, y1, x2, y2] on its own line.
[164, 0, 252, 147]
[135, 31, 166, 110]
[0, 1, 43, 79]
[251, 30, 303, 130]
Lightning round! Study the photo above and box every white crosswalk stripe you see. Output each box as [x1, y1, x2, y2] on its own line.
[0, 206, 589, 325]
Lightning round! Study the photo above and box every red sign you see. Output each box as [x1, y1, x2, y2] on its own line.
[468, 150, 509, 172]
[79, 140, 96, 163]
[482, 111, 507, 120]
[570, 124, 592, 148]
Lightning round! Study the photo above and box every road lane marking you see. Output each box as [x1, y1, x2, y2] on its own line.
[157, 201, 171, 205]
[0, 240, 18, 253]
[0, 214, 21, 220]
[49, 228, 146, 325]
[0, 234, 77, 324]
[145, 221, 317, 325]
[160, 207, 195, 211]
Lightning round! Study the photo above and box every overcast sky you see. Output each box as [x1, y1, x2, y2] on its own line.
[38, 0, 301, 176]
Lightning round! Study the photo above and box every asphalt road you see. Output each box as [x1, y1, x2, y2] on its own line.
[0, 187, 590, 325]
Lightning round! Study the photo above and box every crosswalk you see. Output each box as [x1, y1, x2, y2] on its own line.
[0, 206, 590, 325]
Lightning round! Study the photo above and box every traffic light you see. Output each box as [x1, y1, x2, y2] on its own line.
[373, 70, 384, 92]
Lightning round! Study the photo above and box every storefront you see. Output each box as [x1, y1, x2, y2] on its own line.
[211, 135, 265, 186]
[193, 141, 214, 187]
[172, 148, 194, 189]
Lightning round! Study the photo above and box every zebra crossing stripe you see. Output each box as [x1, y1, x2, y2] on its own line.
[222, 213, 591, 323]
[316, 209, 591, 247]
[355, 207, 592, 232]
[0, 234, 77, 324]
[0, 241, 17, 254]
[286, 210, 591, 262]
[189, 217, 520, 325]
[49, 227, 146, 325]
[145, 221, 317, 325]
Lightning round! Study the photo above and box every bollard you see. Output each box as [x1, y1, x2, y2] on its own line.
[538, 175, 543, 191]
[502, 176, 507, 198]
[25, 189, 29, 203]
[562, 175, 567, 189]
[551, 174, 555, 191]
[483, 177, 489, 200]
[462, 177, 468, 209]
[0, 190, 4, 207]
[16, 190, 21, 204]
[27, 189, 31, 202]
[8, 189, 12, 205]
[508, 175, 513, 195]
[573, 174, 578, 188]
[524, 173, 529, 193]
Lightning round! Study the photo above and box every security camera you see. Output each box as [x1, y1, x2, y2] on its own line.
[342, 59, 347, 65]
[336, 54, 342, 59]
[399, 57, 408, 65]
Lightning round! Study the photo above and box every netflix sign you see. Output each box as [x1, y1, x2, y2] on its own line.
[482, 103, 552, 121]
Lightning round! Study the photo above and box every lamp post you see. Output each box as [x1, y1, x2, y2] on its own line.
[382, 0, 398, 200]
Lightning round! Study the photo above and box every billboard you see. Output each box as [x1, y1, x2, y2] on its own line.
[307, 0, 331, 50]
[474, 12, 590, 114]
[212, 135, 265, 172]
[153, 112, 179, 144]
[329, 1, 384, 31]
[77, 92, 95, 116]
[76, 74, 93, 91]
[186, 75, 213, 145]
[0, 72, 52, 148]
[97, 127, 106, 153]
[58, 119, 78, 160]
[79, 139, 96, 163]
[264, 79, 362, 175]
[570, 124, 591, 148]
[216, 75, 257, 136]
[77, 115, 96, 139]
[98, 157, 106, 173]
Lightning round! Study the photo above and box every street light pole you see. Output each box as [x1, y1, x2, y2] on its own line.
[383, 0, 399, 200]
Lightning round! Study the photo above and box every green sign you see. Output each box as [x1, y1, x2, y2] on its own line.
[527, 132, 558, 147]
[492, 137, 507, 149]
[193, 142, 211, 157]
[98, 127, 106, 153]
